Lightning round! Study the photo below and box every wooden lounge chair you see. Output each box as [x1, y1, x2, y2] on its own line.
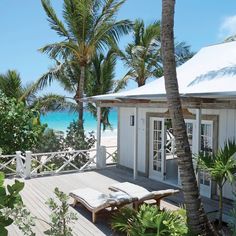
[109, 182, 180, 210]
[69, 187, 136, 223]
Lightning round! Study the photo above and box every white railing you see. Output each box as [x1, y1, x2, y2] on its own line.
[0, 146, 117, 178]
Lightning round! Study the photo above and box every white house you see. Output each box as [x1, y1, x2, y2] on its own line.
[85, 41, 236, 201]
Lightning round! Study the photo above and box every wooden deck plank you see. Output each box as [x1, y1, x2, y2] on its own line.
[5, 166, 233, 235]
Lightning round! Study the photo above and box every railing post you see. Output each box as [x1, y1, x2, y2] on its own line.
[25, 151, 32, 179]
[16, 151, 22, 177]
[96, 146, 106, 169]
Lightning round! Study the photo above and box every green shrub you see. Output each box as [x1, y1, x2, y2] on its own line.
[0, 94, 46, 155]
[44, 187, 78, 236]
[64, 121, 96, 151]
[34, 128, 64, 153]
[0, 172, 25, 235]
[112, 204, 189, 236]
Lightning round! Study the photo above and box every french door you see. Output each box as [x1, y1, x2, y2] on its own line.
[199, 121, 213, 198]
[185, 120, 213, 198]
[149, 118, 166, 181]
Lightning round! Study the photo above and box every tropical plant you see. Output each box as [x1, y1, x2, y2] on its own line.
[229, 192, 236, 236]
[34, 128, 64, 153]
[116, 19, 193, 89]
[197, 140, 236, 228]
[0, 172, 25, 235]
[44, 187, 78, 236]
[112, 204, 189, 236]
[0, 69, 74, 115]
[86, 50, 117, 130]
[0, 94, 46, 155]
[39, 0, 132, 130]
[0, 70, 30, 102]
[161, 0, 216, 235]
[116, 19, 162, 88]
[64, 121, 96, 151]
[3, 186, 78, 236]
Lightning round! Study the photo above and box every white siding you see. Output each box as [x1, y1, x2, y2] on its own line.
[119, 107, 168, 173]
[119, 107, 135, 169]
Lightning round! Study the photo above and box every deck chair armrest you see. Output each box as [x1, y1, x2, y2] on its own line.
[152, 189, 180, 196]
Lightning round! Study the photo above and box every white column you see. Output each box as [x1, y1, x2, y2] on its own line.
[195, 108, 202, 154]
[133, 107, 138, 180]
[96, 106, 101, 149]
[25, 151, 32, 179]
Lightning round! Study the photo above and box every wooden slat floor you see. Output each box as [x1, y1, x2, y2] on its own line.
[5, 166, 232, 236]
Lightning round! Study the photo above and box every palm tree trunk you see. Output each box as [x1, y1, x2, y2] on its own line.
[76, 65, 85, 131]
[218, 184, 223, 229]
[161, 1, 217, 235]
[137, 78, 145, 87]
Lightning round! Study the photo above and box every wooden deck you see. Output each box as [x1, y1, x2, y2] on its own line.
[5, 166, 232, 236]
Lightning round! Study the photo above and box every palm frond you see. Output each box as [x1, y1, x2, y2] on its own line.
[32, 93, 76, 113]
[0, 70, 23, 100]
[41, 0, 69, 38]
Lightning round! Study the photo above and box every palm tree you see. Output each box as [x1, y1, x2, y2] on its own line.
[0, 69, 74, 114]
[161, 0, 217, 235]
[116, 19, 163, 88]
[86, 50, 117, 130]
[116, 19, 193, 89]
[197, 140, 236, 228]
[39, 0, 132, 130]
[0, 70, 33, 103]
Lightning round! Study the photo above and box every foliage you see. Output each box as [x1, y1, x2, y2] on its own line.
[44, 187, 78, 236]
[116, 19, 162, 88]
[112, 204, 189, 236]
[196, 140, 236, 227]
[3, 203, 36, 236]
[229, 192, 236, 236]
[38, 0, 132, 128]
[0, 70, 71, 113]
[0, 94, 46, 154]
[86, 50, 118, 130]
[115, 19, 194, 89]
[34, 128, 64, 153]
[64, 121, 96, 151]
[0, 172, 25, 235]
[1, 180, 78, 236]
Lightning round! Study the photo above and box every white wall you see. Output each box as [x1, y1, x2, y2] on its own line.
[119, 107, 168, 173]
[119, 107, 236, 200]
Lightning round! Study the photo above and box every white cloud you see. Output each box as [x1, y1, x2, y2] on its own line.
[219, 15, 236, 40]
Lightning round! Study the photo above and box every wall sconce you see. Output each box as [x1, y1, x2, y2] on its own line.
[130, 115, 135, 126]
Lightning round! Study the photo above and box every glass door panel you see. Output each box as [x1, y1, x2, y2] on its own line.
[149, 118, 166, 180]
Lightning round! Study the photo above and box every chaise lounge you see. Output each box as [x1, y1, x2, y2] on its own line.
[109, 182, 180, 210]
[69, 187, 136, 223]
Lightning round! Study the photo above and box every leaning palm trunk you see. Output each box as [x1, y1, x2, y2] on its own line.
[161, 0, 217, 235]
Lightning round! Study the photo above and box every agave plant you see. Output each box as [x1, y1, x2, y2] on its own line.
[197, 140, 236, 228]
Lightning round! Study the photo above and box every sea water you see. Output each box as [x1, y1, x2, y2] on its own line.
[40, 110, 118, 134]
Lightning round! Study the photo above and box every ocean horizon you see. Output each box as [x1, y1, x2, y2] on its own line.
[40, 110, 118, 136]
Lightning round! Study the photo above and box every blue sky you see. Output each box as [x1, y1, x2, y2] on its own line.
[0, 0, 236, 95]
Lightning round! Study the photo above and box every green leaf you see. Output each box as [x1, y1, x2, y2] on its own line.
[0, 173, 5, 187]
[0, 226, 8, 236]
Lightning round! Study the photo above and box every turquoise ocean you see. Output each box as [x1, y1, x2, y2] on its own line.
[40, 110, 118, 133]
